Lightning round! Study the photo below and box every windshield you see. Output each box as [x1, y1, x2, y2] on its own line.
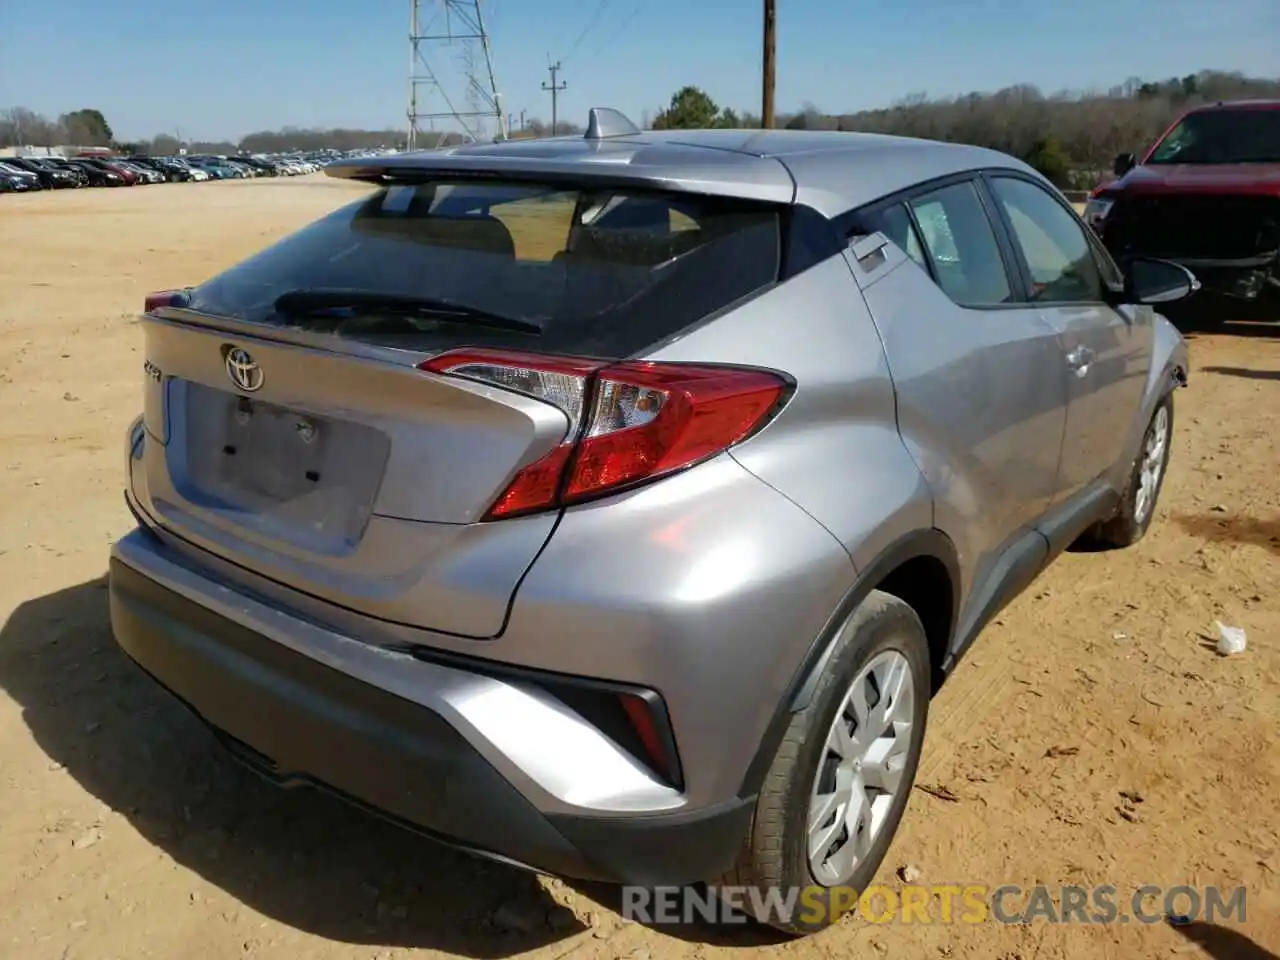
[1148, 108, 1280, 165]
[187, 180, 782, 357]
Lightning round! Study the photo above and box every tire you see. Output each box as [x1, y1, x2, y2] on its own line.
[717, 591, 931, 935]
[1089, 391, 1174, 548]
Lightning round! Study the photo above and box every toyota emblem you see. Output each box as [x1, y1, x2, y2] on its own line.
[225, 347, 265, 393]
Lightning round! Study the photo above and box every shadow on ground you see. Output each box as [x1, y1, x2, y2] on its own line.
[1169, 920, 1280, 960]
[1200, 365, 1280, 382]
[0, 576, 577, 956]
[1184, 326, 1280, 341]
[1173, 303, 1279, 338]
[567, 880, 794, 948]
[1174, 513, 1280, 557]
[1211, 321, 1280, 339]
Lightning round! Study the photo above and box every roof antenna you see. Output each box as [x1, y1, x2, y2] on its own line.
[584, 107, 640, 140]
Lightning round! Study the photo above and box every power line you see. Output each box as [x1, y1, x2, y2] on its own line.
[583, 0, 648, 65]
[561, 0, 612, 65]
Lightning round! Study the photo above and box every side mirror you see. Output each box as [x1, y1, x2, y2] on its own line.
[1113, 152, 1137, 177]
[1124, 257, 1199, 305]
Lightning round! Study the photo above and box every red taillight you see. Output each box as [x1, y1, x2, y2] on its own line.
[486, 443, 575, 519]
[144, 289, 189, 312]
[419, 348, 788, 519]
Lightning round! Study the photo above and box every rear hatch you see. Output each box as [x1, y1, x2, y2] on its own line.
[131, 173, 785, 637]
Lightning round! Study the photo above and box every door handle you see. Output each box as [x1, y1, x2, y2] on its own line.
[1066, 345, 1095, 376]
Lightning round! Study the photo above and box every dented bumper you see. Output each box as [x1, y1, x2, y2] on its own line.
[1099, 193, 1280, 302]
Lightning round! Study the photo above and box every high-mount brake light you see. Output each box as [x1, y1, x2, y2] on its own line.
[419, 348, 787, 520]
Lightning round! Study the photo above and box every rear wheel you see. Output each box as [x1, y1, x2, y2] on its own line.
[719, 591, 930, 935]
[1089, 391, 1174, 548]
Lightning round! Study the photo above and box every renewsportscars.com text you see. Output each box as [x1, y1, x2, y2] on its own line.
[621, 883, 1247, 926]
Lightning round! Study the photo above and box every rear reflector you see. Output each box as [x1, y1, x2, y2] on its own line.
[420, 348, 788, 519]
[618, 693, 679, 785]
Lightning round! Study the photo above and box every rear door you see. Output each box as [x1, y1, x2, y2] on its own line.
[850, 176, 1069, 595]
[982, 174, 1151, 504]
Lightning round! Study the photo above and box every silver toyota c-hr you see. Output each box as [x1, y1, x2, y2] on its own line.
[111, 109, 1190, 933]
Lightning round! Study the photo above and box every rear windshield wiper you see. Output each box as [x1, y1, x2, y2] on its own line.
[272, 288, 543, 335]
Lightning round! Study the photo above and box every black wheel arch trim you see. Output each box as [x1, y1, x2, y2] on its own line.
[737, 527, 960, 799]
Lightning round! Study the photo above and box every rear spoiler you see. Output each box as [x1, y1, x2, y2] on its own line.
[324, 108, 796, 206]
[324, 156, 796, 206]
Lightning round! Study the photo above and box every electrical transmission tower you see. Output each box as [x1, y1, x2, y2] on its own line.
[407, 0, 507, 151]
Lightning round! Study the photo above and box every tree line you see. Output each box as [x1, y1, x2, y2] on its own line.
[4, 69, 1275, 183]
[0, 106, 584, 155]
[648, 70, 1279, 188]
[0, 108, 116, 149]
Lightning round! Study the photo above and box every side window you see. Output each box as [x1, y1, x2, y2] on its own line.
[988, 177, 1105, 303]
[488, 191, 578, 262]
[572, 194, 710, 266]
[907, 181, 1014, 307]
[869, 203, 928, 270]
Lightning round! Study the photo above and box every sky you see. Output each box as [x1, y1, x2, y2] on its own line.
[0, 0, 1276, 142]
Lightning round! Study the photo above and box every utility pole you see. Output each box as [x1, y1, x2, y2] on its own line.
[761, 0, 776, 128]
[542, 61, 566, 135]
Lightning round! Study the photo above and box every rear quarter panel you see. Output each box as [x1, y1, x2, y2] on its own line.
[646, 253, 934, 571]
[487, 254, 933, 805]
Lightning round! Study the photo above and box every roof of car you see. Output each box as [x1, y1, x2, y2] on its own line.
[325, 124, 1037, 217]
[1188, 98, 1280, 112]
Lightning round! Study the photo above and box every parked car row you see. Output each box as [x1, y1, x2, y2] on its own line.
[0, 153, 327, 192]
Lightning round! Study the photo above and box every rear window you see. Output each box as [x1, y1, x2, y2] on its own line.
[186, 179, 783, 357]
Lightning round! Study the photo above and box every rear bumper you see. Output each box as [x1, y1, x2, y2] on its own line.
[108, 527, 752, 886]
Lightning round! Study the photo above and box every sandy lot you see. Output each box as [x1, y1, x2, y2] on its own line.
[1, 178, 1277, 960]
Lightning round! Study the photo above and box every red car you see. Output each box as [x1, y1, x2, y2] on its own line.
[80, 157, 141, 186]
[1085, 99, 1280, 323]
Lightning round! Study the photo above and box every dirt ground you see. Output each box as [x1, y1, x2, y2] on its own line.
[1, 178, 1277, 960]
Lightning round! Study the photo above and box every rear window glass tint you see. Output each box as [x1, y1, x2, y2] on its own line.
[188, 180, 783, 358]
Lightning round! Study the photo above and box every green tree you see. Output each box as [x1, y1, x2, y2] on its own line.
[60, 108, 113, 145]
[1022, 135, 1072, 187]
[716, 107, 742, 129]
[652, 86, 722, 130]
[150, 134, 182, 155]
